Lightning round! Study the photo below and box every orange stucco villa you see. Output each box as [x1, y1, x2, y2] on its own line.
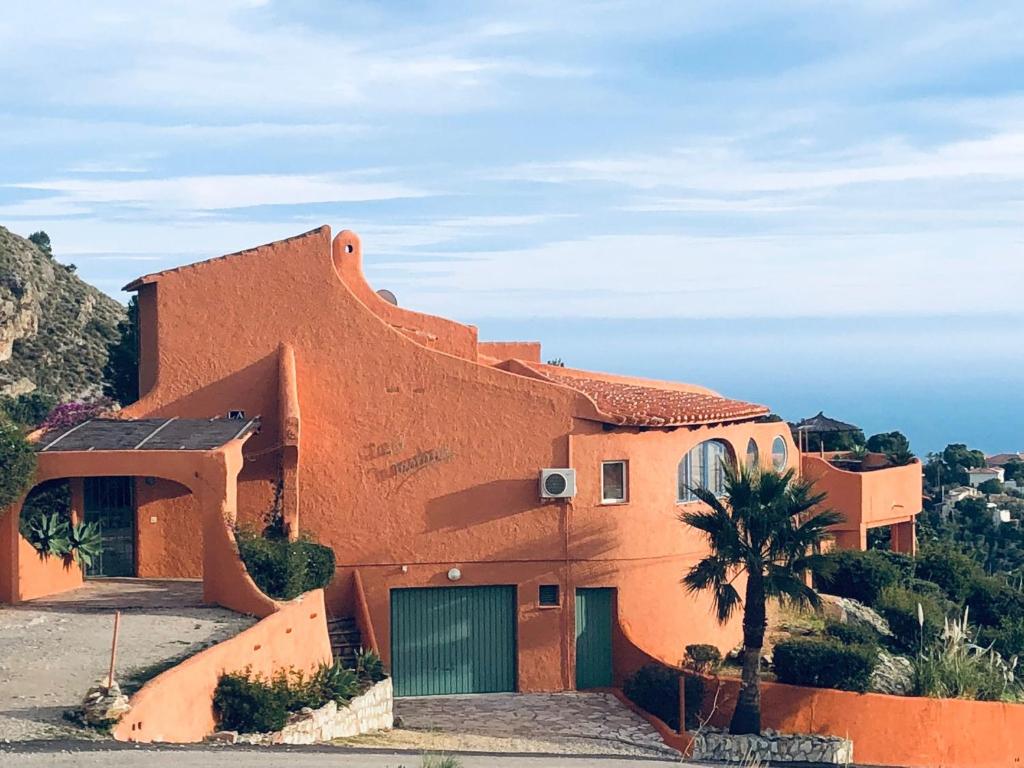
[0, 226, 922, 696]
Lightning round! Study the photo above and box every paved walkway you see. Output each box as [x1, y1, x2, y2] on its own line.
[0, 746, 694, 768]
[395, 692, 679, 758]
[23, 578, 205, 612]
[0, 579, 252, 741]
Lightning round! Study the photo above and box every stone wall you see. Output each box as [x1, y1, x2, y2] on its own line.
[692, 728, 853, 765]
[235, 677, 393, 745]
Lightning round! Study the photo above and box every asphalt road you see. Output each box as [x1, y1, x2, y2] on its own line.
[0, 744, 693, 768]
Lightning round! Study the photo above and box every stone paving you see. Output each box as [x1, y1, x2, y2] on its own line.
[395, 692, 680, 758]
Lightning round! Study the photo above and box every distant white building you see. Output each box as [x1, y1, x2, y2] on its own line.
[968, 466, 1005, 488]
[941, 485, 982, 518]
[988, 502, 1014, 525]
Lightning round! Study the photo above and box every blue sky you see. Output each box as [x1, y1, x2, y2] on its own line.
[1, 1, 1022, 451]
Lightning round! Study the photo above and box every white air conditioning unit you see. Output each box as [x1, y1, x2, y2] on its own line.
[540, 468, 576, 499]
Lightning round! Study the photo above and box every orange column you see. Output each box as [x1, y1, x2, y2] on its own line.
[69, 478, 85, 526]
[890, 520, 916, 555]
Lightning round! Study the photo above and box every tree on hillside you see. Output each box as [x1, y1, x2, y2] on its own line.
[978, 478, 1004, 495]
[1004, 460, 1024, 484]
[103, 295, 139, 406]
[867, 431, 915, 465]
[680, 463, 842, 734]
[27, 231, 52, 256]
[925, 443, 987, 489]
[0, 392, 56, 428]
[0, 415, 36, 511]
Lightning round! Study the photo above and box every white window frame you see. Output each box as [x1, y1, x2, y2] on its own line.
[601, 460, 629, 504]
[772, 435, 789, 471]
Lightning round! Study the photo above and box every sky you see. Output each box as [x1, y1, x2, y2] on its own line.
[1, 1, 1022, 452]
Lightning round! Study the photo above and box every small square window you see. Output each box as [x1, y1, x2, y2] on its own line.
[539, 585, 560, 606]
[601, 460, 628, 504]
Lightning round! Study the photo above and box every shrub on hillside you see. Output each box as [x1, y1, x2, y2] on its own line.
[824, 619, 880, 648]
[773, 638, 877, 692]
[915, 543, 981, 603]
[875, 586, 947, 652]
[965, 576, 1024, 629]
[0, 415, 36, 511]
[817, 549, 901, 606]
[623, 664, 704, 731]
[912, 609, 1023, 702]
[978, 617, 1024, 660]
[874, 550, 916, 583]
[235, 528, 335, 600]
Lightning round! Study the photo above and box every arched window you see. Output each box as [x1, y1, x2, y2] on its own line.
[746, 438, 759, 468]
[678, 439, 732, 502]
[771, 436, 788, 470]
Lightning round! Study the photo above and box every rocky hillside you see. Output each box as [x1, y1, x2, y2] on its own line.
[0, 226, 125, 400]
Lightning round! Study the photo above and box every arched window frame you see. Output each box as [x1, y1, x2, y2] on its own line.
[771, 435, 789, 471]
[678, 439, 733, 502]
[745, 438, 760, 469]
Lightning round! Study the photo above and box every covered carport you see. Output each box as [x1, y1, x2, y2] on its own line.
[0, 417, 277, 617]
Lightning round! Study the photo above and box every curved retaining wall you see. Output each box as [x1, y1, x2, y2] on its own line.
[113, 589, 332, 743]
[700, 676, 1024, 768]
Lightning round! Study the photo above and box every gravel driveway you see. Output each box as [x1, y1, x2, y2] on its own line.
[0, 580, 253, 742]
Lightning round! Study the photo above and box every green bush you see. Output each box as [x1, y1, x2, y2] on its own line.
[214, 661, 363, 734]
[965, 576, 1024, 629]
[824, 619, 880, 648]
[978, 617, 1024, 660]
[0, 415, 36, 511]
[875, 586, 947, 652]
[773, 638, 877, 692]
[298, 538, 336, 591]
[235, 529, 335, 600]
[874, 550, 916, 583]
[915, 543, 981, 603]
[213, 671, 289, 733]
[817, 549, 901, 606]
[623, 664, 703, 731]
[684, 644, 723, 674]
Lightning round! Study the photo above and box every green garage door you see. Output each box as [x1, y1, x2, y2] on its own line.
[391, 586, 517, 697]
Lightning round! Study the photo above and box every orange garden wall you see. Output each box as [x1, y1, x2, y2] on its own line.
[701, 676, 1024, 768]
[0, 506, 83, 603]
[114, 590, 332, 743]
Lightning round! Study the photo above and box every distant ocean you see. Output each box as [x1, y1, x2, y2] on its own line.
[470, 315, 1024, 457]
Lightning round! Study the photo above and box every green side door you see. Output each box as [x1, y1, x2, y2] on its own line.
[575, 587, 614, 689]
[83, 477, 136, 577]
[391, 586, 517, 697]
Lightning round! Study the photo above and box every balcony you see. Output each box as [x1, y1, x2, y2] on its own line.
[801, 452, 923, 553]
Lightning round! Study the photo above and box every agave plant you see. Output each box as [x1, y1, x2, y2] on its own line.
[26, 512, 70, 557]
[355, 648, 386, 683]
[67, 521, 103, 567]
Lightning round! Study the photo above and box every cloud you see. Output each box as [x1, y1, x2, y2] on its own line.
[7, 173, 431, 212]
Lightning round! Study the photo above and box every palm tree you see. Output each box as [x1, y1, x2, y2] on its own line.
[680, 462, 842, 735]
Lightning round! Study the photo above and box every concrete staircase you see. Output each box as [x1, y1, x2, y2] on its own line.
[327, 616, 363, 668]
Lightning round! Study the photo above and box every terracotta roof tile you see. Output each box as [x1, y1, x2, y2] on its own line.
[524, 363, 769, 427]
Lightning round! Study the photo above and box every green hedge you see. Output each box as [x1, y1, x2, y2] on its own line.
[824, 619, 880, 648]
[874, 586, 947, 652]
[623, 664, 704, 731]
[773, 638, 877, 692]
[213, 663, 360, 734]
[235, 529, 336, 600]
[817, 550, 901, 606]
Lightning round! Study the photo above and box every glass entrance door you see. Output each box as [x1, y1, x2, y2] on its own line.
[83, 477, 136, 577]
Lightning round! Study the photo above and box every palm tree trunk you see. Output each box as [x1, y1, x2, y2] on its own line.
[729, 574, 767, 735]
